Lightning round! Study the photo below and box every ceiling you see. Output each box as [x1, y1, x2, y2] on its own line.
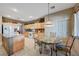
[0, 3, 76, 22]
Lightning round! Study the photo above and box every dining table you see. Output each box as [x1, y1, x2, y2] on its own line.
[38, 37, 63, 56]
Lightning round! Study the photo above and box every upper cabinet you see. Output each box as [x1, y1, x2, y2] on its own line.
[24, 24, 34, 29]
[24, 22, 44, 29]
[34, 22, 44, 29]
[24, 18, 45, 30]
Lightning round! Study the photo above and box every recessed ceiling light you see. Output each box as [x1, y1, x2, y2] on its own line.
[29, 16, 33, 18]
[11, 8, 18, 12]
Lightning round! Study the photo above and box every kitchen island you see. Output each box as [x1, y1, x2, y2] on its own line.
[2, 34, 25, 56]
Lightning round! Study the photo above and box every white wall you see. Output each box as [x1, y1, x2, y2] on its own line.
[0, 16, 2, 45]
[45, 16, 68, 39]
[45, 8, 73, 39]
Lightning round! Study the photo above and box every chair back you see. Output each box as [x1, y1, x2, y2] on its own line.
[50, 32, 56, 37]
[50, 32, 56, 41]
[66, 36, 75, 50]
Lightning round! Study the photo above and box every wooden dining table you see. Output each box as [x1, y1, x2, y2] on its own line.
[38, 38, 63, 56]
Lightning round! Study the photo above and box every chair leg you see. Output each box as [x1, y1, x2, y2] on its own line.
[44, 44, 46, 48]
[39, 47, 42, 54]
[39, 50, 42, 54]
[55, 49, 57, 56]
[69, 51, 71, 56]
[65, 51, 71, 56]
[34, 43, 37, 49]
[50, 47, 53, 56]
[39, 44, 43, 54]
[65, 52, 68, 56]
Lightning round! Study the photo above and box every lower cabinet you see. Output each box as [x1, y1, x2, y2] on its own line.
[2, 37, 24, 56]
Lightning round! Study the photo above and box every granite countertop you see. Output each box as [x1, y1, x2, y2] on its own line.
[3, 34, 25, 41]
[13, 34, 24, 41]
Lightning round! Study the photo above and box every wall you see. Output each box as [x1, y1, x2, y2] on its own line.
[74, 3, 79, 13]
[0, 16, 2, 45]
[45, 8, 74, 39]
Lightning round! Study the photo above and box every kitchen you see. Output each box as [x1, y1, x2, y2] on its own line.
[0, 3, 79, 56]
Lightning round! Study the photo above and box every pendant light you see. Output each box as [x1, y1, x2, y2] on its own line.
[45, 3, 52, 27]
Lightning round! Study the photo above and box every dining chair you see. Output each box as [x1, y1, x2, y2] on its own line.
[38, 35, 51, 55]
[55, 35, 75, 56]
[40, 32, 56, 55]
[33, 33, 38, 48]
[33, 33, 43, 54]
[50, 32, 56, 45]
[36, 39, 44, 54]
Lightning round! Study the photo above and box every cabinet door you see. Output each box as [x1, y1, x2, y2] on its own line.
[13, 40, 24, 53]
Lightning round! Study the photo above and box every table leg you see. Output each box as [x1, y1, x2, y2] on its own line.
[50, 44, 54, 56]
[50, 47, 53, 56]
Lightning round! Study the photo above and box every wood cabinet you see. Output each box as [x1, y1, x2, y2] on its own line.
[13, 39, 24, 53]
[24, 23, 44, 30]
[24, 24, 34, 29]
[2, 37, 9, 53]
[34, 23, 45, 39]
[2, 17, 25, 55]
[2, 36, 24, 55]
[24, 18, 45, 40]
[35, 23, 44, 29]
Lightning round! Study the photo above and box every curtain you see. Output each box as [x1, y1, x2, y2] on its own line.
[74, 11, 79, 36]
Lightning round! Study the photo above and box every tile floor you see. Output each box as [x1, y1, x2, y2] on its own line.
[0, 38, 79, 56]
